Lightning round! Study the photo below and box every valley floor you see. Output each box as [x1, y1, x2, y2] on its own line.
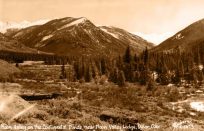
[0, 63, 204, 131]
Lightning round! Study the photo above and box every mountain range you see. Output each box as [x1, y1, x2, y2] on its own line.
[5, 17, 153, 56]
[152, 18, 204, 53]
[1, 17, 204, 56]
[0, 32, 39, 53]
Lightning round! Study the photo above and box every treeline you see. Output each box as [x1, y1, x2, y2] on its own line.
[1, 42, 204, 88]
[0, 50, 76, 65]
[149, 42, 204, 87]
[70, 44, 204, 88]
[67, 46, 156, 87]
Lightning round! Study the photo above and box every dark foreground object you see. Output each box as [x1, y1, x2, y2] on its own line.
[100, 114, 142, 131]
[20, 93, 62, 101]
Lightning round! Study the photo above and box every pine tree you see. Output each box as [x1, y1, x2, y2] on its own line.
[198, 70, 204, 86]
[117, 55, 124, 70]
[157, 62, 170, 85]
[172, 60, 185, 85]
[124, 46, 131, 63]
[139, 66, 150, 85]
[179, 60, 185, 78]
[81, 62, 86, 79]
[124, 63, 133, 82]
[73, 61, 80, 80]
[117, 70, 126, 87]
[109, 67, 118, 83]
[85, 65, 92, 82]
[172, 69, 180, 84]
[134, 54, 138, 63]
[147, 78, 156, 91]
[195, 47, 201, 65]
[144, 47, 149, 66]
[60, 64, 67, 79]
[91, 63, 97, 79]
[101, 58, 106, 75]
[134, 71, 140, 82]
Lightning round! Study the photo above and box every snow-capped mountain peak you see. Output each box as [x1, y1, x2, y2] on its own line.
[7, 17, 154, 56]
[0, 19, 50, 33]
[58, 17, 88, 30]
[174, 33, 184, 40]
[100, 27, 119, 39]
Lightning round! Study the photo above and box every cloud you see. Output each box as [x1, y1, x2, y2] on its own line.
[134, 32, 174, 45]
[0, 19, 50, 33]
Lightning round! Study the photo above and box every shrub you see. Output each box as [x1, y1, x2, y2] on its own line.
[157, 100, 163, 107]
[99, 75, 107, 85]
[146, 79, 156, 91]
[167, 87, 180, 102]
[34, 111, 48, 121]
[71, 102, 82, 111]
[79, 78, 85, 83]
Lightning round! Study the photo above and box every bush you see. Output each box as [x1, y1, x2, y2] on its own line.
[34, 111, 48, 121]
[79, 78, 85, 83]
[157, 100, 163, 107]
[46, 100, 70, 119]
[146, 79, 156, 91]
[99, 75, 107, 85]
[167, 87, 180, 102]
[73, 116, 102, 129]
[71, 102, 82, 111]
[153, 87, 163, 96]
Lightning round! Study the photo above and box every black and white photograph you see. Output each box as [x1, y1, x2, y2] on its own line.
[0, 0, 204, 130]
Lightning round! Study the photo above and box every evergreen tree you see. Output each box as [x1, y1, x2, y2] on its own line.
[117, 55, 124, 70]
[144, 47, 149, 66]
[117, 70, 126, 87]
[172, 60, 185, 85]
[179, 60, 185, 78]
[73, 61, 80, 80]
[147, 78, 156, 91]
[91, 63, 97, 79]
[134, 54, 138, 63]
[124, 46, 131, 63]
[124, 63, 134, 82]
[195, 47, 201, 65]
[139, 66, 150, 85]
[101, 58, 106, 75]
[81, 62, 86, 79]
[109, 67, 118, 83]
[60, 64, 67, 79]
[85, 65, 92, 82]
[198, 70, 204, 86]
[134, 71, 140, 82]
[157, 62, 170, 85]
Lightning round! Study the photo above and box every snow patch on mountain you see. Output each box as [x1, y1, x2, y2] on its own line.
[84, 29, 96, 41]
[60, 18, 74, 23]
[100, 28, 119, 39]
[41, 35, 53, 41]
[58, 17, 87, 30]
[0, 19, 50, 33]
[174, 33, 184, 40]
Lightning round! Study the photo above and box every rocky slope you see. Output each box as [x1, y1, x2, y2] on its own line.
[0, 32, 42, 53]
[10, 17, 154, 56]
[152, 18, 204, 53]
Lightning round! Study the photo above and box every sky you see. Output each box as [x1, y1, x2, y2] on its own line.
[1, 0, 204, 44]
